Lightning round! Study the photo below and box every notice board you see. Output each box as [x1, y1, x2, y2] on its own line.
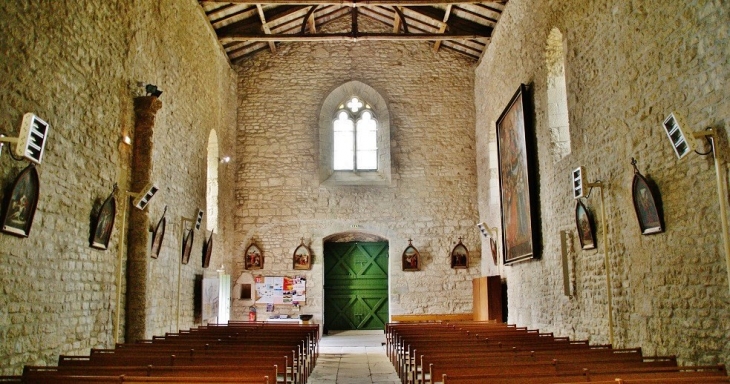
[254, 275, 306, 305]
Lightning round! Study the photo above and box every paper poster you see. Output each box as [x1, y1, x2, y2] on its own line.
[255, 275, 306, 305]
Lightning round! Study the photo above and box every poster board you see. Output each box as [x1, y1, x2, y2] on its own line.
[254, 275, 306, 306]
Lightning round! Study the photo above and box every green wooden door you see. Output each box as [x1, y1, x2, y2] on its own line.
[324, 241, 389, 331]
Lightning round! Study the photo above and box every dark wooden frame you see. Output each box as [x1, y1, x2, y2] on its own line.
[489, 237, 498, 265]
[1, 164, 40, 237]
[202, 232, 213, 268]
[245, 243, 263, 270]
[450, 239, 469, 269]
[496, 83, 541, 264]
[631, 162, 664, 235]
[150, 206, 166, 259]
[402, 239, 420, 271]
[575, 200, 597, 250]
[292, 240, 312, 270]
[90, 185, 117, 250]
[181, 228, 194, 264]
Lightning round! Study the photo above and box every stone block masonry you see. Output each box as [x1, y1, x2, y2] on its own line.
[232, 16, 482, 323]
[475, 0, 729, 368]
[0, 0, 236, 375]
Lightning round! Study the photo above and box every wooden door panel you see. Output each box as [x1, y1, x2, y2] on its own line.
[325, 241, 388, 330]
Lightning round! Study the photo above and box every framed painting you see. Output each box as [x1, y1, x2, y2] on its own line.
[402, 239, 420, 271]
[489, 238, 498, 265]
[575, 200, 596, 250]
[181, 228, 194, 264]
[1, 164, 40, 237]
[496, 83, 541, 264]
[202, 232, 213, 268]
[150, 206, 166, 259]
[450, 238, 468, 269]
[292, 239, 312, 270]
[90, 184, 117, 250]
[631, 159, 664, 235]
[245, 243, 263, 270]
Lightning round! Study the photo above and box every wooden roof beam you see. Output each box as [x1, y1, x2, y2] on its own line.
[256, 4, 278, 53]
[219, 32, 489, 42]
[432, 4, 451, 52]
[201, 0, 504, 6]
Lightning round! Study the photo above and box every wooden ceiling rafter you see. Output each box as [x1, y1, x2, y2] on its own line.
[199, 0, 506, 61]
[256, 4, 278, 53]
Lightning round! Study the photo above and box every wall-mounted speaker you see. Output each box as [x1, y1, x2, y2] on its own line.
[195, 209, 204, 230]
[133, 183, 159, 210]
[477, 222, 489, 238]
[662, 112, 692, 160]
[572, 166, 586, 199]
[16, 113, 50, 164]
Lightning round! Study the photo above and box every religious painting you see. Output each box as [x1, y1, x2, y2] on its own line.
[1, 164, 40, 237]
[631, 159, 664, 235]
[490, 238, 498, 265]
[450, 238, 469, 269]
[575, 200, 596, 250]
[402, 239, 420, 271]
[150, 206, 166, 259]
[90, 185, 117, 250]
[202, 232, 213, 268]
[496, 83, 541, 264]
[292, 239, 312, 270]
[245, 243, 263, 270]
[181, 228, 194, 264]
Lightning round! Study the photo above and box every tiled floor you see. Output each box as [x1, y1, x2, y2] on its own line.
[308, 330, 400, 384]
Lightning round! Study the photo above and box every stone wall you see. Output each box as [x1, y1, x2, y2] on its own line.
[0, 0, 236, 374]
[233, 17, 481, 324]
[476, 0, 729, 366]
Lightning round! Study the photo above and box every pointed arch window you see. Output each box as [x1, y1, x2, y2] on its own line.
[334, 97, 378, 171]
[318, 80, 391, 186]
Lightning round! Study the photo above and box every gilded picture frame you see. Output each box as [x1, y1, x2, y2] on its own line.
[292, 239, 312, 270]
[402, 239, 420, 271]
[575, 200, 596, 250]
[245, 243, 264, 270]
[496, 83, 541, 264]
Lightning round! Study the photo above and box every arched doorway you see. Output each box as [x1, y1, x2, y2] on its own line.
[323, 232, 389, 333]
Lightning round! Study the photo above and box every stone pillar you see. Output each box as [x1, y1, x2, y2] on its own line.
[126, 96, 162, 342]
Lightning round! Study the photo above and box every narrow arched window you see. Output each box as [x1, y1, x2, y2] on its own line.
[546, 27, 571, 161]
[334, 97, 378, 171]
[206, 130, 219, 233]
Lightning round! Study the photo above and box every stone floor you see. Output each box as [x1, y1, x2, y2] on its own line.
[307, 330, 400, 384]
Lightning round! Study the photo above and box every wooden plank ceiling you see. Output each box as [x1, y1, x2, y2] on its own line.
[198, 0, 508, 62]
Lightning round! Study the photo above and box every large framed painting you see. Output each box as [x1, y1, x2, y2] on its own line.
[91, 185, 117, 250]
[1, 164, 40, 237]
[496, 83, 541, 264]
[575, 200, 596, 250]
[631, 158, 664, 235]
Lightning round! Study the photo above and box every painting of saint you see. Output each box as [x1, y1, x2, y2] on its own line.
[1, 164, 40, 237]
[496, 84, 539, 263]
[402, 240, 420, 271]
[451, 239, 468, 269]
[90, 186, 116, 250]
[293, 241, 311, 270]
[632, 170, 663, 234]
[245, 243, 263, 270]
[575, 200, 596, 250]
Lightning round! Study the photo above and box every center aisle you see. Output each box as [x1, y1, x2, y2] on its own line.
[308, 330, 400, 384]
